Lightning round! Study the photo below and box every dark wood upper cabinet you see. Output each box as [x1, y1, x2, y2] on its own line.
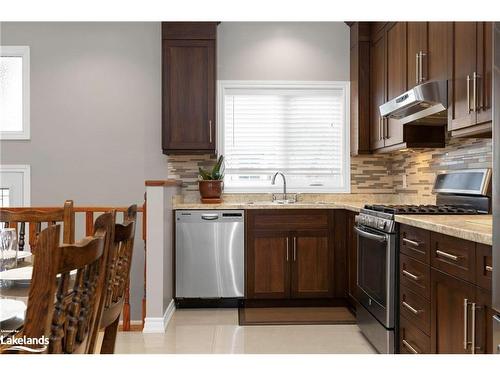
[162, 22, 217, 154]
[369, 22, 445, 153]
[349, 22, 371, 155]
[407, 22, 449, 90]
[370, 29, 386, 150]
[450, 22, 492, 137]
[385, 22, 406, 148]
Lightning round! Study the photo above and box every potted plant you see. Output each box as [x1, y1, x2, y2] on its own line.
[198, 155, 225, 203]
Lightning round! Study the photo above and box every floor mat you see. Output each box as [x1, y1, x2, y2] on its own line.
[238, 306, 356, 326]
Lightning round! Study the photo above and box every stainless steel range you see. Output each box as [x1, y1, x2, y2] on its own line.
[355, 169, 491, 354]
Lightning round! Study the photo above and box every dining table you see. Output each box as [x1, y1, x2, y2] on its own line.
[0, 253, 33, 352]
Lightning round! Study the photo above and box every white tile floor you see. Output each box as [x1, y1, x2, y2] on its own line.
[115, 308, 377, 354]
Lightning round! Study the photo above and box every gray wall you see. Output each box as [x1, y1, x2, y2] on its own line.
[0, 22, 167, 320]
[217, 22, 349, 81]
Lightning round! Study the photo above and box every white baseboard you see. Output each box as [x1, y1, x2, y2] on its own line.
[142, 299, 175, 333]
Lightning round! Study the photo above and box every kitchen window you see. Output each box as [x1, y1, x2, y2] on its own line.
[217, 81, 350, 193]
[0, 46, 30, 140]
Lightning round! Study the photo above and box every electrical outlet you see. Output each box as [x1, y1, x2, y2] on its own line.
[402, 174, 408, 189]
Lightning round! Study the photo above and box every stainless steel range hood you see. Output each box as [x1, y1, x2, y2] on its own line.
[379, 80, 448, 126]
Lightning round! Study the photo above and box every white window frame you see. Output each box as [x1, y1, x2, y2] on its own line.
[0, 164, 31, 206]
[217, 80, 350, 193]
[0, 46, 30, 140]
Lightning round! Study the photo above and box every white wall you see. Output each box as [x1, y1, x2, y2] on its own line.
[0, 22, 167, 320]
[217, 22, 350, 81]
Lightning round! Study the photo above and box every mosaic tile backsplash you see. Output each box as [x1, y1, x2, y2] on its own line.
[167, 137, 492, 200]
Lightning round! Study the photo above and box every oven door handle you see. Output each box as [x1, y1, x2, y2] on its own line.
[354, 226, 388, 243]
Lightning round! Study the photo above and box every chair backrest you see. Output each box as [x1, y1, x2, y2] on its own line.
[22, 212, 115, 354]
[96, 205, 137, 353]
[0, 200, 75, 252]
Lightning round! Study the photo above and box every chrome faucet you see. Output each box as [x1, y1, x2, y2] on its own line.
[271, 172, 287, 200]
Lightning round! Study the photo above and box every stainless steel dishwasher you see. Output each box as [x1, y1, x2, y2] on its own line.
[175, 210, 245, 298]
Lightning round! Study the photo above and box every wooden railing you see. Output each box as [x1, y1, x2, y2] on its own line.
[1, 203, 146, 331]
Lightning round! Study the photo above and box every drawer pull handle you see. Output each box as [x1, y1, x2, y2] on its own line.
[402, 301, 420, 315]
[436, 249, 459, 261]
[403, 238, 420, 247]
[485, 265, 493, 272]
[402, 339, 419, 354]
[402, 269, 420, 281]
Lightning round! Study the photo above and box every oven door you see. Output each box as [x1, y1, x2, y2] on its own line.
[355, 224, 396, 329]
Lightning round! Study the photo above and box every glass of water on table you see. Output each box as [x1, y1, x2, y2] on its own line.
[0, 228, 18, 288]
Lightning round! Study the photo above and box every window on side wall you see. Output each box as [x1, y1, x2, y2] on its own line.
[0, 46, 30, 140]
[217, 81, 350, 193]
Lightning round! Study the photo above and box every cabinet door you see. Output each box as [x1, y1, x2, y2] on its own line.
[290, 230, 333, 298]
[407, 22, 427, 89]
[246, 230, 290, 299]
[450, 22, 477, 131]
[346, 212, 358, 305]
[385, 22, 406, 147]
[427, 22, 450, 82]
[162, 39, 215, 153]
[475, 287, 493, 354]
[431, 269, 476, 354]
[370, 32, 386, 150]
[476, 22, 492, 125]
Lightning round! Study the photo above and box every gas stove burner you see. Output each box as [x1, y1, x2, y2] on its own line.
[364, 204, 480, 215]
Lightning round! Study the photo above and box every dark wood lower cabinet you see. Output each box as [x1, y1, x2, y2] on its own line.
[400, 316, 431, 354]
[291, 230, 333, 298]
[246, 230, 290, 299]
[245, 210, 336, 301]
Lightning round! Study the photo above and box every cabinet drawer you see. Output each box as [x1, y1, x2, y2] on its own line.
[400, 224, 430, 264]
[430, 232, 475, 283]
[475, 244, 492, 291]
[400, 286, 431, 336]
[399, 316, 431, 354]
[400, 254, 430, 299]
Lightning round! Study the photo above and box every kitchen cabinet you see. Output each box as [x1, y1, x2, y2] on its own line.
[407, 22, 449, 90]
[450, 22, 492, 137]
[398, 223, 493, 354]
[162, 22, 217, 154]
[246, 230, 290, 299]
[349, 22, 371, 155]
[369, 22, 445, 152]
[246, 210, 335, 300]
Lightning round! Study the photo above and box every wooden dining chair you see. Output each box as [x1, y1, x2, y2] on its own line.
[17, 212, 115, 354]
[0, 200, 75, 252]
[97, 205, 138, 354]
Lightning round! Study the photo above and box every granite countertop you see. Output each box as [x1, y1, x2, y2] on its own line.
[173, 195, 493, 245]
[395, 215, 493, 245]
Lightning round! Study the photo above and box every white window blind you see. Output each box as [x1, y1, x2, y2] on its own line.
[0, 46, 30, 140]
[218, 81, 350, 193]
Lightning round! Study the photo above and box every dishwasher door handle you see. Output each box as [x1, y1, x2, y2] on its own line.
[201, 214, 219, 220]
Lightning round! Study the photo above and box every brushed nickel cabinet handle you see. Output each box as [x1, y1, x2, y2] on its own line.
[416, 53, 420, 84]
[402, 269, 420, 281]
[403, 238, 420, 247]
[293, 237, 297, 261]
[471, 302, 476, 354]
[379, 117, 383, 140]
[286, 237, 289, 262]
[402, 301, 420, 315]
[467, 75, 471, 114]
[436, 249, 459, 262]
[209, 120, 213, 143]
[402, 339, 419, 354]
[419, 51, 427, 83]
[486, 265, 493, 272]
[464, 298, 469, 350]
[473, 72, 478, 113]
